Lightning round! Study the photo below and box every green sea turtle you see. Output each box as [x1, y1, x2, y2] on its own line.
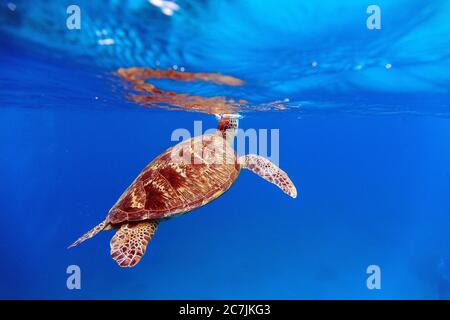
[69, 116, 297, 267]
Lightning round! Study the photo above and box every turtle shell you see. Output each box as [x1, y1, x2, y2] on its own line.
[106, 134, 240, 224]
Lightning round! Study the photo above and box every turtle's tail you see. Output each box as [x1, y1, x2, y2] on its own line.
[68, 220, 108, 249]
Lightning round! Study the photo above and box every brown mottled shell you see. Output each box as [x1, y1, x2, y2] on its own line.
[106, 134, 240, 224]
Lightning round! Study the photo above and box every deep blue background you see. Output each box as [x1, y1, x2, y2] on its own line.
[1, 0, 450, 299]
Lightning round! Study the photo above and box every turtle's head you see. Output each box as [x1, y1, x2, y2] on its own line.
[216, 114, 240, 140]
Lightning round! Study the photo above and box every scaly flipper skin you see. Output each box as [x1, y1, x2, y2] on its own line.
[239, 155, 297, 198]
[68, 220, 108, 249]
[110, 220, 159, 267]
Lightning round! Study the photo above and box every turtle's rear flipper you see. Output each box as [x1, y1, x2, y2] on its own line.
[68, 220, 109, 249]
[239, 154, 297, 198]
[110, 220, 159, 267]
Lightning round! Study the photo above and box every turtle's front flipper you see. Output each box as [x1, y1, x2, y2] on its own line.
[239, 155, 297, 198]
[110, 220, 159, 267]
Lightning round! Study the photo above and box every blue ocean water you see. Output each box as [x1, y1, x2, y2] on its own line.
[1, 0, 450, 299]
